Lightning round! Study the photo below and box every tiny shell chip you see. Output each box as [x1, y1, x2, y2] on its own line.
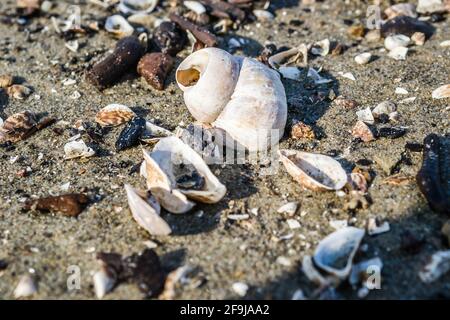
[0, 110, 37, 143]
[372, 101, 397, 118]
[356, 107, 375, 124]
[411, 32, 426, 46]
[118, 0, 158, 15]
[14, 275, 37, 299]
[0, 74, 14, 88]
[95, 104, 135, 127]
[311, 39, 330, 56]
[354, 52, 372, 65]
[253, 9, 275, 22]
[64, 139, 96, 159]
[419, 250, 450, 283]
[7, 84, 32, 100]
[432, 84, 450, 99]
[384, 34, 410, 51]
[278, 149, 348, 191]
[352, 120, 375, 142]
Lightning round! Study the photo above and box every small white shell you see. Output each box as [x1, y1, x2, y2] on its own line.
[93, 269, 115, 299]
[14, 275, 37, 299]
[278, 66, 301, 81]
[388, 46, 408, 60]
[367, 218, 390, 236]
[356, 107, 375, 124]
[105, 15, 134, 38]
[384, 34, 410, 51]
[419, 250, 450, 283]
[432, 84, 450, 99]
[277, 202, 298, 215]
[143, 136, 226, 213]
[307, 68, 332, 84]
[311, 39, 330, 56]
[268, 45, 308, 69]
[417, 0, 449, 14]
[64, 139, 95, 160]
[313, 227, 365, 279]
[141, 120, 173, 143]
[253, 9, 275, 22]
[125, 184, 171, 236]
[278, 149, 348, 191]
[184, 1, 206, 14]
[354, 52, 372, 65]
[118, 0, 158, 15]
[372, 101, 397, 117]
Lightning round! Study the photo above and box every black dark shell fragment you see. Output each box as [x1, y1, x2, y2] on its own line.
[151, 21, 187, 56]
[381, 16, 435, 38]
[377, 127, 407, 139]
[416, 134, 450, 215]
[115, 117, 146, 151]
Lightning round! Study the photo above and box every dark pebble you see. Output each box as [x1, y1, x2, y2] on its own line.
[115, 117, 146, 151]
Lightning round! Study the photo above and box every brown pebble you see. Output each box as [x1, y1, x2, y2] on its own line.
[137, 53, 174, 90]
[86, 36, 145, 90]
[290, 121, 315, 140]
[24, 194, 89, 217]
[6, 84, 32, 100]
[151, 21, 188, 56]
[348, 25, 365, 39]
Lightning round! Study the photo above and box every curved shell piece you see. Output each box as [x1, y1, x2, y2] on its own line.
[124, 184, 171, 236]
[313, 227, 366, 279]
[118, 0, 158, 15]
[147, 136, 227, 204]
[105, 15, 134, 38]
[278, 149, 348, 191]
[95, 104, 135, 126]
[176, 47, 287, 152]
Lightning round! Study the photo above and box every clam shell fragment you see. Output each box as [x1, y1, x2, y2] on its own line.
[125, 184, 171, 236]
[313, 227, 365, 279]
[105, 15, 134, 38]
[432, 84, 450, 99]
[118, 0, 158, 15]
[64, 139, 96, 159]
[278, 149, 348, 191]
[95, 104, 135, 127]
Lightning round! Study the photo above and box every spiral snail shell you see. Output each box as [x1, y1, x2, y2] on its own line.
[176, 48, 287, 152]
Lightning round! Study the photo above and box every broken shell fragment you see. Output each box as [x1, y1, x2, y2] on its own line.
[301, 255, 330, 288]
[151, 21, 188, 56]
[268, 45, 308, 69]
[184, 1, 206, 14]
[278, 149, 348, 191]
[176, 47, 287, 152]
[141, 120, 173, 143]
[105, 15, 134, 38]
[6, 84, 32, 100]
[349, 257, 383, 286]
[384, 34, 410, 51]
[352, 121, 375, 142]
[143, 136, 226, 213]
[419, 250, 450, 283]
[0, 111, 38, 143]
[118, 0, 158, 15]
[417, 0, 450, 14]
[291, 121, 315, 140]
[384, 3, 417, 20]
[356, 107, 375, 125]
[432, 84, 450, 99]
[411, 32, 426, 46]
[86, 36, 144, 90]
[388, 46, 408, 60]
[277, 202, 298, 216]
[354, 52, 372, 65]
[253, 9, 274, 22]
[313, 227, 365, 279]
[93, 268, 116, 299]
[416, 134, 450, 214]
[116, 117, 146, 151]
[311, 39, 330, 57]
[137, 53, 174, 90]
[367, 218, 390, 236]
[14, 275, 37, 299]
[95, 104, 135, 127]
[0, 74, 14, 88]
[24, 194, 89, 217]
[125, 184, 171, 236]
[64, 139, 96, 159]
[372, 101, 397, 118]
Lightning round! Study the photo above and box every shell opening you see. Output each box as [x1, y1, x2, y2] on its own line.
[176, 67, 201, 87]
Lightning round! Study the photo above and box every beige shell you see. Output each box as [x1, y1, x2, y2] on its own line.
[105, 15, 134, 38]
[0, 74, 14, 88]
[176, 48, 287, 152]
[124, 184, 171, 236]
[118, 0, 158, 15]
[142, 136, 226, 213]
[278, 149, 348, 191]
[0, 110, 37, 143]
[313, 227, 366, 279]
[95, 104, 135, 126]
[432, 84, 450, 99]
[7, 84, 32, 100]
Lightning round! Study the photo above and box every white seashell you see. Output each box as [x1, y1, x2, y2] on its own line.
[143, 136, 226, 213]
[432, 84, 450, 99]
[93, 269, 115, 299]
[118, 0, 158, 15]
[307, 68, 332, 84]
[0, 117, 3, 127]
[232, 282, 248, 297]
[124, 184, 171, 236]
[278, 66, 301, 81]
[417, 0, 449, 14]
[313, 227, 365, 279]
[277, 202, 298, 215]
[14, 275, 37, 298]
[311, 39, 330, 56]
[384, 34, 410, 51]
[395, 87, 409, 95]
[356, 107, 374, 124]
[176, 48, 287, 152]
[253, 9, 275, 21]
[372, 101, 396, 118]
[268, 44, 309, 69]
[141, 120, 173, 143]
[278, 149, 348, 191]
[329, 220, 348, 230]
[291, 289, 306, 300]
[64, 139, 95, 160]
[338, 72, 356, 81]
[419, 250, 450, 283]
[184, 1, 206, 14]
[367, 218, 390, 236]
[440, 40, 450, 47]
[287, 219, 301, 229]
[349, 257, 383, 286]
[105, 15, 134, 38]
[354, 52, 372, 65]
[388, 46, 408, 60]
